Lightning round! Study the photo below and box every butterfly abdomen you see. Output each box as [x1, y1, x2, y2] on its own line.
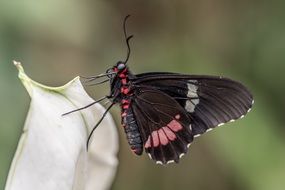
[121, 99, 143, 155]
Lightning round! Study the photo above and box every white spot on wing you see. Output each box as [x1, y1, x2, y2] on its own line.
[167, 160, 175, 164]
[247, 100, 254, 113]
[185, 81, 199, 113]
[206, 128, 213, 132]
[218, 123, 225, 127]
[187, 143, 191, 148]
[156, 161, 163, 165]
[179, 153, 185, 158]
[194, 134, 201, 138]
[148, 153, 152, 160]
[229, 119, 235, 122]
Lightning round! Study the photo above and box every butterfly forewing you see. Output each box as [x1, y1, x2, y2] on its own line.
[131, 88, 193, 164]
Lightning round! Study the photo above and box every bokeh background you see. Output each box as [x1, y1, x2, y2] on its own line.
[1, 1, 285, 190]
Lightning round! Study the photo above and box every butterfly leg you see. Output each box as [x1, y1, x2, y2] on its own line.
[86, 102, 115, 150]
[62, 96, 108, 116]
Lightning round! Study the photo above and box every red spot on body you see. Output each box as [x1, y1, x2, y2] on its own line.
[119, 73, 126, 78]
[121, 78, 127, 84]
[121, 112, 127, 117]
[131, 148, 141, 155]
[123, 104, 129, 109]
[122, 99, 129, 104]
[168, 120, 183, 132]
[121, 87, 130, 94]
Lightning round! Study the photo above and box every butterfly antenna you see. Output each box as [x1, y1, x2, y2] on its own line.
[86, 102, 115, 150]
[123, 15, 133, 64]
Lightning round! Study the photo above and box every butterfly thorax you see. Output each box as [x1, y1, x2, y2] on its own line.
[109, 66, 134, 102]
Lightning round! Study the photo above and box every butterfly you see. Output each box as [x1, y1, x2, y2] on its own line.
[64, 15, 254, 165]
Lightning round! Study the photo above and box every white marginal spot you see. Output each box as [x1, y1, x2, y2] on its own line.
[247, 100, 254, 113]
[167, 160, 175, 164]
[218, 123, 225, 127]
[189, 124, 192, 131]
[156, 161, 163, 165]
[229, 119, 235, 122]
[148, 153, 152, 160]
[187, 143, 191, 148]
[185, 80, 199, 113]
[206, 128, 213, 132]
[179, 153, 185, 158]
[240, 115, 245, 119]
[194, 134, 201, 138]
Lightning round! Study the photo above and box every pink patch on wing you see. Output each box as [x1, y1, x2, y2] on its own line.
[145, 137, 151, 148]
[175, 114, 181, 120]
[144, 120, 183, 148]
[162, 127, 176, 140]
[167, 120, 183, 132]
[158, 129, 169, 145]
[152, 131, 159, 147]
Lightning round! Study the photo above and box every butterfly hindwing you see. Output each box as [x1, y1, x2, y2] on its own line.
[131, 88, 193, 164]
[133, 72, 254, 136]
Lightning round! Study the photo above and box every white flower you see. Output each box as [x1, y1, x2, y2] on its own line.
[5, 61, 118, 190]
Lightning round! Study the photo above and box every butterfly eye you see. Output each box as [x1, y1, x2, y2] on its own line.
[117, 62, 126, 70]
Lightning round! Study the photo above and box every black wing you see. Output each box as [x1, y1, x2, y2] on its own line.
[132, 72, 254, 136]
[131, 88, 193, 164]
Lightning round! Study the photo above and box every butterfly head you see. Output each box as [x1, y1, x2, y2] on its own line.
[116, 61, 126, 70]
[106, 61, 126, 74]
[105, 61, 129, 82]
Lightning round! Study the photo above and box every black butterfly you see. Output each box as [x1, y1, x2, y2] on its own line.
[64, 15, 253, 165]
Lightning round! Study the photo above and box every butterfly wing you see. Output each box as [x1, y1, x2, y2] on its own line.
[133, 72, 254, 136]
[131, 88, 193, 164]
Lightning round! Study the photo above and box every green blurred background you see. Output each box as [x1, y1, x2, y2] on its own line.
[1, 0, 285, 190]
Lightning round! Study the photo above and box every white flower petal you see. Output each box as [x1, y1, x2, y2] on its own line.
[5, 61, 118, 190]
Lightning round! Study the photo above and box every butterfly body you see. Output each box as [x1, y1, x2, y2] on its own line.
[109, 63, 144, 155]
